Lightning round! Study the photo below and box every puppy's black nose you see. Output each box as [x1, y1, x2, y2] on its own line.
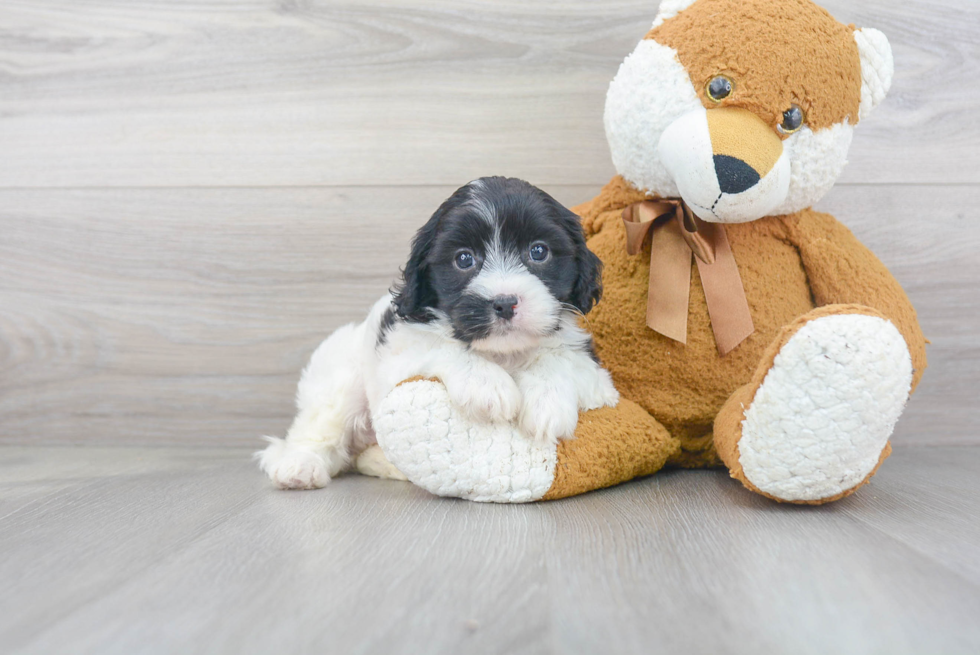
[714, 155, 761, 194]
[491, 295, 519, 320]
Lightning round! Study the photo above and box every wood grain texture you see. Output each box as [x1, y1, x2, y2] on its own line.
[2, 445, 979, 654]
[1, 184, 976, 446]
[0, 0, 977, 187]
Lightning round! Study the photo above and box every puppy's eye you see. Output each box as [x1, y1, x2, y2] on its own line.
[454, 249, 475, 271]
[706, 75, 733, 103]
[779, 105, 806, 135]
[528, 243, 550, 263]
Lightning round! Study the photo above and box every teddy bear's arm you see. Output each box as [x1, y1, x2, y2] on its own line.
[786, 209, 927, 391]
[571, 196, 604, 238]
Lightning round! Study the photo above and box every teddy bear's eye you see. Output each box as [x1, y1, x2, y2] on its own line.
[779, 105, 806, 134]
[706, 76, 733, 102]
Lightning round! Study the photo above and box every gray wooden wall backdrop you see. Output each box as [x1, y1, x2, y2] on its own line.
[1, 0, 977, 446]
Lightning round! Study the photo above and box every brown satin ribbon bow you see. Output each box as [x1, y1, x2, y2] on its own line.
[622, 200, 754, 356]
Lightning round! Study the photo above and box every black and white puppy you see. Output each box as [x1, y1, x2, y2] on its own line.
[258, 177, 619, 489]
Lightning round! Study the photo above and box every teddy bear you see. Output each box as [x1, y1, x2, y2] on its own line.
[370, 0, 927, 504]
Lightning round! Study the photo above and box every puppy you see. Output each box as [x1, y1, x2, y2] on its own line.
[258, 177, 619, 490]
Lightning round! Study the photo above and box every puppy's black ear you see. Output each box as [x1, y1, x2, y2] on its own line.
[557, 204, 603, 314]
[392, 193, 461, 321]
[392, 220, 438, 321]
[572, 246, 603, 314]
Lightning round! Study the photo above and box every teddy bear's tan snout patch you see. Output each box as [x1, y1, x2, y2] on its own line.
[707, 107, 783, 193]
[659, 107, 791, 224]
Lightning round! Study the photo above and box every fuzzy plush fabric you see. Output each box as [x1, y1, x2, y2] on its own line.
[604, 19, 867, 217]
[579, 178, 816, 454]
[375, 379, 558, 503]
[576, 178, 926, 462]
[374, 377, 680, 502]
[604, 38, 701, 199]
[738, 312, 910, 501]
[648, 0, 863, 132]
[542, 399, 680, 500]
[373, 0, 925, 505]
[713, 305, 911, 503]
[770, 121, 854, 216]
[651, 0, 699, 29]
[854, 28, 895, 120]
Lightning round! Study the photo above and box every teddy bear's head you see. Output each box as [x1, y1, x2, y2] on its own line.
[605, 0, 893, 223]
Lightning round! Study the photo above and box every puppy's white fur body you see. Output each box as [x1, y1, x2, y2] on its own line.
[258, 295, 617, 489]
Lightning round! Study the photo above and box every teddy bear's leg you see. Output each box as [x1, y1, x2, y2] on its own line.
[714, 305, 914, 505]
[373, 379, 679, 503]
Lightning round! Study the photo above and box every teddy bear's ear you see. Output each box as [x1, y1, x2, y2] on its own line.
[651, 0, 699, 29]
[854, 28, 894, 121]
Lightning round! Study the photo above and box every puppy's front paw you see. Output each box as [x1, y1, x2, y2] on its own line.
[257, 439, 330, 490]
[583, 369, 620, 410]
[518, 384, 579, 447]
[448, 368, 521, 423]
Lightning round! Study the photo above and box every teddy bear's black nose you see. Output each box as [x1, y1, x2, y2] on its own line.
[714, 155, 761, 194]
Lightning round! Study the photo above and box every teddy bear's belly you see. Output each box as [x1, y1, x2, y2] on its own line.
[587, 217, 814, 463]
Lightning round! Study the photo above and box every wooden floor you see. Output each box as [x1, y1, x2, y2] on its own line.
[2, 1, 979, 653]
[2, 445, 979, 655]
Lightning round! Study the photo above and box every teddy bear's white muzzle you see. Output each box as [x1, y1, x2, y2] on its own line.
[658, 107, 791, 224]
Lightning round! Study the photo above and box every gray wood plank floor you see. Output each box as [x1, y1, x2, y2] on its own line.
[1, 445, 979, 655]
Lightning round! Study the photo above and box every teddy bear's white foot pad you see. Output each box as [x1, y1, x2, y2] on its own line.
[373, 380, 557, 503]
[739, 314, 913, 502]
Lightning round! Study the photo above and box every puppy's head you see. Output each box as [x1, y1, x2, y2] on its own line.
[393, 177, 602, 354]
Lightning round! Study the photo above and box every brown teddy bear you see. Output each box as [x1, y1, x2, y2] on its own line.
[372, 0, 926, 505]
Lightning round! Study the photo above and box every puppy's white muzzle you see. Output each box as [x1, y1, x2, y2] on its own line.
[466, 259, 561, 354]
[658, 107, 791, 223]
